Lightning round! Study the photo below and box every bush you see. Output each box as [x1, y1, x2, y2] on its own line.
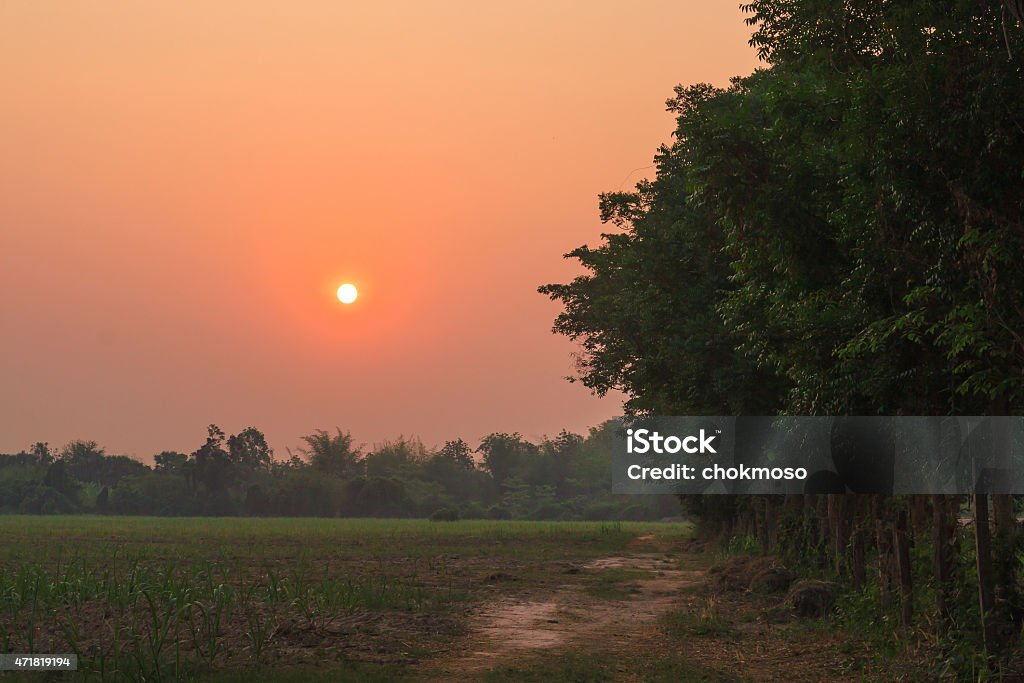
[486, 504, 512, 520]
[533, 502, 569, 520]
[616, 504, 647, 521]
[429, 507, 460, 522]
[355, 477, 413, 517]
[460, 502, 485, 519]
[788, 580, 837, 618]
[578, 501, 617, 520]
[18, 487, 77, 514]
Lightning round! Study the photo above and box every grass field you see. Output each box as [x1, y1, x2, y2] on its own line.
[0, 517, 917, 682]
[0, 517, 694, 682]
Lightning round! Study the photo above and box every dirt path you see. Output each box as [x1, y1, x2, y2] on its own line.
[423, 539, 883, 682]
[431, 538, 704, 676]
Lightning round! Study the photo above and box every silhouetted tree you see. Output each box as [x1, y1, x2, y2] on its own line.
[190, 425, 233, 494]
[154, 451, 188, 475]
[437, 439, 475, 470]
[477, 433, 536, 490]
[228, 427, 273, 474]
[43, 460, 78, 498]
[29, 442, 53, 465]
[61, 440, 106, 482]
[298, 428, 360, 476]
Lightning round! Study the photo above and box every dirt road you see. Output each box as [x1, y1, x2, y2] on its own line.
[425, 538, 885, 682]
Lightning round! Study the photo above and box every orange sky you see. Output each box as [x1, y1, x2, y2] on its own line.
[1, 2, 759, 459]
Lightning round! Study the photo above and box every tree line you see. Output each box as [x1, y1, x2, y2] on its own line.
[540, 0, 1024, 673]
[0, 424, 676, 522]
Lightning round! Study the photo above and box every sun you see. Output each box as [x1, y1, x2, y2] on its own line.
[336, 283, 358, 304]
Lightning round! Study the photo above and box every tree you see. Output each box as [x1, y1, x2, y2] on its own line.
[61, 440, 106, 482]
[91, 455, 148, 488]
[541, 0, 1024, 659]
[538, 126, 785, 416]
[437, 439, 475, 470]
[364, 437, 427, 478]
[154, 451, 188, 475]
[424, 439, 487, 505]
[228, 427, 273, 474]
[297, 428, 360, 476]
[190, 425, 234, 494]
[353, 477, 412, 517]
[43, 460, 78, 498]
[532, 430, 582, 496]
[29, 442, 53, 465]
[477, 433, 536, 490]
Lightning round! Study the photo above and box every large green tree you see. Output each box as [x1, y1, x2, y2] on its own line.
[542, 0, 1024, 656]
[538, 152, 785, 416]
[543, 0, 1024, 416]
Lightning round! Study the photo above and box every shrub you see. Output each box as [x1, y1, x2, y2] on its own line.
[430, 507, 460, 522]
[486, 504, 512, 520]
[460, 502, 485, 519]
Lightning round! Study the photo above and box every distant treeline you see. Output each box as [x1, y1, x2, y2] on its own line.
[0, 423, 677, 521]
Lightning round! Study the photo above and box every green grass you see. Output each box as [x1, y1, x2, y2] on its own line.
[0, 517, 667, 564]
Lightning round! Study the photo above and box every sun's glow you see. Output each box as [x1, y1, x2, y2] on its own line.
[336, 283, 358, 304]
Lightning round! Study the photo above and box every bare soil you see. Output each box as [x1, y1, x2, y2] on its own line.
[456, 553, 693, 671]
[426, 539, 894, 681]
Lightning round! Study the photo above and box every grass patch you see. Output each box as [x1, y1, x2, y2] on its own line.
[0, 517, 685, 566]
[194, 662, 413, 682]
[660, 600, 736, 639]
[583, 568, 648, 600]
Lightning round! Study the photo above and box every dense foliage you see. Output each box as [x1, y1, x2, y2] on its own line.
[0, 425, 676, 522]
[540, 0, 1024, 673]
[542, 2, 1024, 416]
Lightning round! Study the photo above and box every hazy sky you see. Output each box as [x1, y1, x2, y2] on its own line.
[1, 2, 759, 459]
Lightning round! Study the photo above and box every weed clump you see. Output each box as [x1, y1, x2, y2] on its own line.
[787, 580, 837, 618]
[707, 556, 787, 593]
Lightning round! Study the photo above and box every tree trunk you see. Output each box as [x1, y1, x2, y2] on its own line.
[992, 494, 1016, 618]
[932, 494, 953, 634]
[989, 401, 1017, 636]
[803, 494, 817, 550]
[874, 495, 894, 611]
[852, 495, 867, 588]
[756, 497, 770, 552]
[974, 492, 997, 650]
[829, 494, 849, 577]
[894, 503, 913, 629]
[911, 495, 929, 534]
[764, 497, 778, 551]
[816, 495, 829, 569]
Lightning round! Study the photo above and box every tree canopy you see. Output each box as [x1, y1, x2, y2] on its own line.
[541, 0, 1024, 417]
